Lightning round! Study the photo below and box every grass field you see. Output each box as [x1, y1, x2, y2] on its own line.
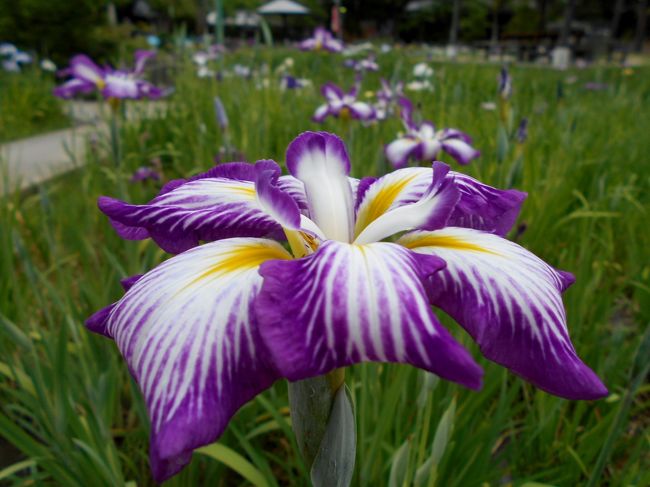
[0, 69, 69, 143]
[1, 47, 649, 486]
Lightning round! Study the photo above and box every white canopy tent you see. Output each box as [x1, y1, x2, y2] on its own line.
[257, 0, 309, 16]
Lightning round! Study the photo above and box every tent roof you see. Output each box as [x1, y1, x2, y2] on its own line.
[257, 0, 309, 15]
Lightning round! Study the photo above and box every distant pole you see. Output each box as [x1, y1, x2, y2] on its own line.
[559, 0, 576, 47]
[215, 0, 224, 45]
[634, 0, 648, 52]
[449, 0, 461, 46]
[536, 0, 548, 33]
[334, 0, 342, 40]
[490, 0, 500, 51]
[608, 0, 625, 61]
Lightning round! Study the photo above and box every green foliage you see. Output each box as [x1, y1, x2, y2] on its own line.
[0, 69, 68, 142]
[0, 0, 105, 64]
[0, 47, 649, 486]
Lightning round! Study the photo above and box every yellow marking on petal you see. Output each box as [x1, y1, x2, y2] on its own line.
[354, 174, 419, 237]
[339, 107, 351, 120]
[401, 235, 498, 255]
[182, 244, 291, 291]
[228, 185, 256, 198]
[96, 79, 106, 90]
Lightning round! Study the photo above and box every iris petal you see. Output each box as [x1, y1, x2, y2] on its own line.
[385, 137, 421, 168]
[354, 167, 525, 237]
[256, 240, 483, 390]
[354, 162, 458, 245]
[99, 177, 282, 254]
[286, 131, 355, 242]
[86, 238, 291, 482]
[399, 227, 607, 400]
[254, 160, 301, 230]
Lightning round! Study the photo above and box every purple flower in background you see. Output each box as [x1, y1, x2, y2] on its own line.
[344, 54, 379, 73]
[299, 27, 343, 53]
[131, 167, 162, 183]
[499, 65, 512, 100]
[213, 96, 229, 129]
[1, 43, 32, 72]
[313, 79, 375, 122]
[516, 118, 528, 143]
[377, 78, 404, 104]
[386, 97, 480, 167]
[280, 74, 309, 90]
[375, 78, 404, 120]
[584, 82, 608, 91]
[54, 50, 162, 100]
[88, 131, 607, 482]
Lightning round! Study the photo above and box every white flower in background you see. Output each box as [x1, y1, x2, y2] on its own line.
[406, 80, 433, 92]
[40, 59, 57, 72]
[275, 57, 295, 74]
[480, 102, 497, 111]
[413, 62, 433, 78]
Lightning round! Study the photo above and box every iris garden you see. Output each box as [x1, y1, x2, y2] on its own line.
[0, 38, 649, 487]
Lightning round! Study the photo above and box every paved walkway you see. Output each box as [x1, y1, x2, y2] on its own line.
[0, 101, 166, 195]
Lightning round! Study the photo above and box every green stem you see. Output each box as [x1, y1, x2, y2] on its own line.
[288, 371, 345, 469]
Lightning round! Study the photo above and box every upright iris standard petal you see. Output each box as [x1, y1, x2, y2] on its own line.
[354, 162, 459, 245]
[256, 240, 483, 389]
[133, 49, 155, 75]
[98, 177, 283, 254]
[399, 228, 608, 400]
[322, 82, 344, 104]
[354, 167, 525, 238]
[286, 132, 355, 242]
[69, 54, 105, 85]
[398, 96, 416, 130]
[86, 238, 291, 482]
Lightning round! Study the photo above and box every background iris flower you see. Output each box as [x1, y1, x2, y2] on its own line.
[298, 27, 344, 53]
[386, 97, 481, 167]
[53, 50, 162, 100]
[313, 80, 375, 123]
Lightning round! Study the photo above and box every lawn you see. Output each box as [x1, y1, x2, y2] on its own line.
[0, 47, 648, 486]
[0, 69, 70, 143]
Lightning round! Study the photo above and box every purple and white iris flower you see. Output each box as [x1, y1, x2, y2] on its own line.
[53, 50, 162, 100]
[88, 131, 606, 482]
[299, 27, 343, 53]
[386, 97, 480, 168]
[313, 80, 375, 123]
[281, 74, 310, 90]
[375, 78, 404, 121]
[1, 43, 32, 72]
[499, 66, 512, 100]
[344, 54, 379, 73]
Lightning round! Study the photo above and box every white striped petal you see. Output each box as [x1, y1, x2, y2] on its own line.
[86, 238, 291, 481]
[256, 240, 483, 389]
[354, 162, 458, 245]
[99, 178, 283, 254]
[354, 167, 526, 238]
[286, 132, 355, 242]
[399, 227, 607, 400]
[385, 137, 420, 168]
